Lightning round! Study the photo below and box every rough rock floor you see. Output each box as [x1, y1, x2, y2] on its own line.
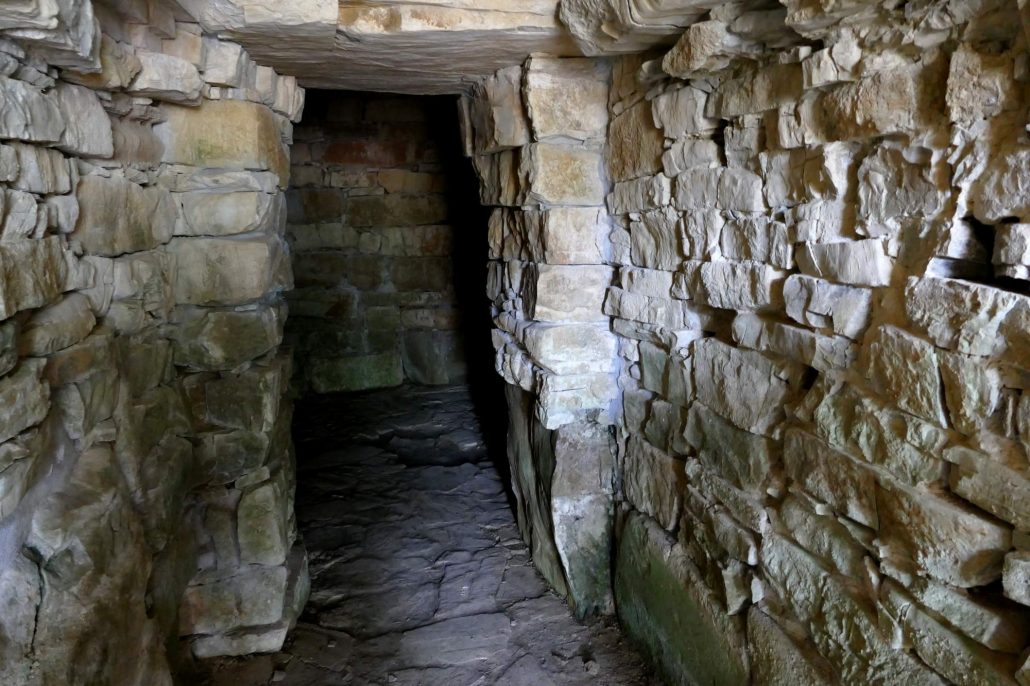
[198, 384, 657, 686]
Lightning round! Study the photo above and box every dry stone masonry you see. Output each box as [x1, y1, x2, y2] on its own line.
[286, 92, 465, 393]
[2, 0, 1030, 685]
[466, 1, 1030, 684]
[0, 1, 307, 683]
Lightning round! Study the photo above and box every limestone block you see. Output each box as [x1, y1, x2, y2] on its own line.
[522, 323, 615, 375]
[604, 288, 701, 330]
[904, 277, 1025, 358]
[784, 428, 877, 528]
[463, 66, 529, 155]
[877, 482, 1011, 588]
[693, 338, 794, 436]
[801, 39, 860, 89]
[720, 217, 793, 269]
[1004, 551, 1030, 606]
[651, 85, 718, 139]
[162, 28, 206, 67]
[783, 274, 871, 339]
[696, 261, 784, 310]
[19, 292, 95, 356]
[863, 325, 948, 426]
[202, 363, 287, 433]
[608, 174, 671, 214]
[621, 268, 674, 299]
[63, 35, 141, 91]
[53, 82, 113, 158]
[995, 224, 1030, 272]
[804, 379, 947, 487]
[9, 142, 71, 195]
[524, 264, 611, 322]
[171, 303, 285, 371]
[685, 402, 775, 493]
[774, 496, 867, 580]
[3, 188, 39, 240]
[238, 476, 290, 566]
[521, 143, 605, 207]
[971, 148, 1030, 223]
[608, 101, 664, 182]
[879, 580, 1022, 686]
[674, 167, 765, 212]
[0, 237, 68, 320]
[738, 316, 857, 373]
[0, 359, 48, 443]
[614, 512, 749, 686]
[662, 20, 746, 78]
[944, 446, 1030, 530]
[129, 51, 203, 104]
[762, 533, 947, 685]
[0, 552, 40, 684]
[708, 63, 803, 118]
[821, 63, 939, 141]
[194, 429, 270, 485]
[747, 607, 836, 686]
[0, 75, 64, 143]
[175, 191, 283, 237]
[157, 100, 290, 186]
[202, 38, 246, 87]
[523, 207, 607, 264]
[72, 175, 175, 257]
[946, 45, 1019, 127]
[624, 435, 684, 531]
[662, 139, 720, 177]
[180, 566, 288, 636]
[857, 146, 943, 238]
[308, 353, 404, 393]
[939, 353, 1002, 435]
[169, 235, 289, 306]
[472, 149, 524, 207]
[796, 239, 892, 286]
[109, 118, 165, 167]
[523, 56, 609, 142]
[787, 199, 853, 243]
[630, 207, 682, 270]
[45, 194, 78, 234]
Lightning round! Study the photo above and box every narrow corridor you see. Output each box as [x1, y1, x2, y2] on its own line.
[200, 385, 655, 685]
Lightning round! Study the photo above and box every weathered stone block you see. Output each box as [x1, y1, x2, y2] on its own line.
[128, 51, 203, 103]
[783, 428, 877, 528]
[169, 235, 289, 306]
[72, 175, 175, 257]
[0, 75, 64, 143]
[175, 191, 283, 237]
[171, 303, 285, 371]
[157, 100, 290, 186]
[0, 237, 67, 320]
[693, 338, 795, 436]
[523, 56, 609, 142]
[524, 264, 611, 322]
[608, 100, 664, 182]
[796, 239, 892, 286]
[521, 143, 605, 206]
[615, 512, 749, 686]
[863, 325, 948, 426]
[877, 483, 1011, 587]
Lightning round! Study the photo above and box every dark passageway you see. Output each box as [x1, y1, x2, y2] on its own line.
[192, 92, 655, 685]
[199, 386, 654, 685]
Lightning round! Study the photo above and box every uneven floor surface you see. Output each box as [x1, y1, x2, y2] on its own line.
[199, 384, 656, 685]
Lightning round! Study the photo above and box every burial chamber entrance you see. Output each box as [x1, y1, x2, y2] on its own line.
[3, 2, 1030, 686]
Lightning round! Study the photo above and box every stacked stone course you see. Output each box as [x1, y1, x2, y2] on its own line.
[285, 92, 466, 393]
[470, 0, 1030, 682]
[0, 1, 307, 682]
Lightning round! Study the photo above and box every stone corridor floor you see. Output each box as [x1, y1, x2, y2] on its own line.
[198, 384, 657, 686]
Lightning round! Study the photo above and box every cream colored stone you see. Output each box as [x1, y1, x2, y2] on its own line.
[168, 235, 289, 306]
[521, 143, 605, 207]
[19, 292, 94, 356]
[72, 175, 176, 257]
[623, 435, 684, 531]
[525, 264, 611, 323]
[863, 325, 948, 426]
[524, 56, 609, 142]
[796, 239, 893, 286]
[156, 100, 290, 186]
[0, 237, 67, 320]
[129, 51, 203, 104]
[174, 191, 283, 237]
[652, 85, 718, 139]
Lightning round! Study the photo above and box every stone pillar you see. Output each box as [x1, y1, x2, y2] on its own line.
[462, 57, 619, 616]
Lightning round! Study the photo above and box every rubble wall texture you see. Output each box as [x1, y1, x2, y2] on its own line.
[285, 92, 466, 394]
[469, 1, 1030, 683]
[0, 1, 307, 683]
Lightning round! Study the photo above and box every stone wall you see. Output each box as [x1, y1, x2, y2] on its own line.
[0, 1, 306, 682]
[286, 92, 466, 393]
[468, 1, 1030, 683]
[462, 57, 621, 617]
